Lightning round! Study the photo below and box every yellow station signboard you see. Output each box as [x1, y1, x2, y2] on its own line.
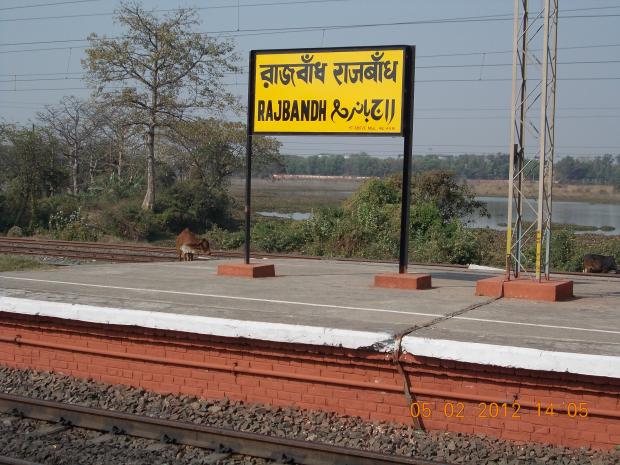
[250, 47, 410, 135]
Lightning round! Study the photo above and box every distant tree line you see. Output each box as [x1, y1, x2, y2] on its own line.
[279, 153, 620, 187]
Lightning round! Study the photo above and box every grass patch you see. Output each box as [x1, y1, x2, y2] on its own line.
[0, 255, 50, 272]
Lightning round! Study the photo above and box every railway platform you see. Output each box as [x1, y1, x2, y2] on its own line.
[0, 258, 618, 450]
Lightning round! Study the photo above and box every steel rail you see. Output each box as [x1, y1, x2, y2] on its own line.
[0, 237, 174, 253]
[0, 456, 43, 465]
[0, 392, 448, 465]
[0, 246, 172, 263]
[0, 237, 617, 278]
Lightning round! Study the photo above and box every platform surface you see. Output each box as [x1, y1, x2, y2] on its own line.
[0, 258, 618, 376]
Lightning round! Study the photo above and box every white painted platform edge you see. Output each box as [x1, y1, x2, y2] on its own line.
[0, 296, 394, 351]
[401, 337, 620, 379]
[0, 296, 618, 379]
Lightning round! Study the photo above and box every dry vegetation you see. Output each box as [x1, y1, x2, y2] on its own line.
[231, 178, 620, 214]
[0, 255, 51, 272]
[229, 177, 364, 212]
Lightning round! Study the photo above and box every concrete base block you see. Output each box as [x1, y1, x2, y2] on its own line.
[476, 276, 573, 302]
[374, 273, 432, 290]
[503, 278, 573, 302]
[476, 276, 506, 298]
[217, 263, 276, 278]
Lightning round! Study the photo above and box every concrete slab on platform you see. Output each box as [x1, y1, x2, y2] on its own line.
[0, 258, 618, 377]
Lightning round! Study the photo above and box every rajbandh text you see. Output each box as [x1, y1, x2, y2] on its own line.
[251, 48, 408, 134]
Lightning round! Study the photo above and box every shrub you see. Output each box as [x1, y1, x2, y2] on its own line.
[0, 193, 10, 232]
[208, 225, 245, 250]
[6, 226, 23, 237]
[99, 203, 161, 241]
[156, 181, 234, 234]
[48, 209, 100, 242]
[252, 219, 308, 253]
[37, 194, 82, 229]
[549, 228, 582, 272]
[241, 174, 488, 264]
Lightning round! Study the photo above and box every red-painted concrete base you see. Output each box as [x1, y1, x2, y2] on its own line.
[217, 263, 276, 278]
[374, 273, 432, 290]
[475, 276, 506, 298]
[503, 278, 573, 302]
[476, 276, 574, 302]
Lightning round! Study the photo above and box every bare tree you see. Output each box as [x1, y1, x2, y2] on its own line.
[83, 1, 238, 210]
[96, 103, 142, 179]
[166, 118, 281, 189]
[38, 96, 102, 194]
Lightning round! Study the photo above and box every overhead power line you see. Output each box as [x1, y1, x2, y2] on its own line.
[3, 41, 620, 57]
[0, 4, 618, 39]
[0, 0, 350, 22]
[2, 58, 620, 81]
[2, 99, 619, 115]
[2, 3, 620, 22]
[3, 75, 620, 93]
[0, 0, 99, 11]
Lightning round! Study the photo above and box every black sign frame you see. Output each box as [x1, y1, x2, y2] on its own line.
[244, 45, 416, 274]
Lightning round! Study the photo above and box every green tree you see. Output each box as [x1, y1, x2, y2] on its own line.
[83, 1, 238, 210]
[0, 125, 66, 230]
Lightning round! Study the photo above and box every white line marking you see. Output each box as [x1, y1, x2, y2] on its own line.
[0, 275, 439, 318]
[457, 316, 620, 335]
[0, 275, 618, 335]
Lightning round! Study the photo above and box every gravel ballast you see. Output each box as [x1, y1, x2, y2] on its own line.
[0, 413, 267, 465]
[0, 367, 618, 465]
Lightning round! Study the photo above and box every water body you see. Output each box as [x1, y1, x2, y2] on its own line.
[467, 197, 620, 235]
[257, 211, 312, 221]
[258, 198, 620, 235]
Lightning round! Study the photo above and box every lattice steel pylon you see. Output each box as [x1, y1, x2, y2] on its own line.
[505, 0, 559, 282]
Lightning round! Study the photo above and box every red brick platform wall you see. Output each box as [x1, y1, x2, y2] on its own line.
[0, 311, 618, 450]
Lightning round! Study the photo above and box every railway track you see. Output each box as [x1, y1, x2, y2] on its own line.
[0, 237, 178, 263]
[0, 236, 617, 278]
[0, 392, 446, 465]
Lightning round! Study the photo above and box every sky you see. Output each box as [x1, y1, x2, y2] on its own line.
[0, 0, 619, 159]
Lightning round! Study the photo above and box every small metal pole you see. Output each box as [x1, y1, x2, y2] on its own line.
[398, 46, 415, 274]
[505, 0, 521, 279]
[244, 135, 252, 265]
[544, 0, 559, 280]
[535, 0, 552, 282]
[514, 0, 527, 279]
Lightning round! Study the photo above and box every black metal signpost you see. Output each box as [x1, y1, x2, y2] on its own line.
[228, 45, 420, 283]
[244, 51, 257, 265]
[398, 45, 415, 274]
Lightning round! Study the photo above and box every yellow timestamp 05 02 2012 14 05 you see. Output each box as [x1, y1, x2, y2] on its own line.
[409, 401, 589, 420]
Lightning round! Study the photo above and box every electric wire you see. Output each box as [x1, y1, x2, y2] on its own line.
[0, 0, 99, 11]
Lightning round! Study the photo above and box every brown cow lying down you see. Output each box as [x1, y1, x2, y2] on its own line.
[175, 228, 211, 261]
[583, 254, 617, 273]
